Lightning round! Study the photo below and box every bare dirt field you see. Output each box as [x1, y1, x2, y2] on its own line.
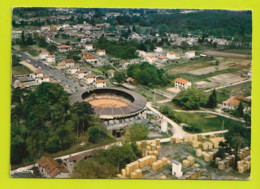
[203, 50, 251, 59]
[88, 98, 128, 108]
[19, 61, 38, 72]
[208, 73, 245, 86]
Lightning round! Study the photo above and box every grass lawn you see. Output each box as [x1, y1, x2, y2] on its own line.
[12, 65, 32, 75]
[174, 112, 242, 133]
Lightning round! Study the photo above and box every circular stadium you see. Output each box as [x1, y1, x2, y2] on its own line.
[70, 87, 147, 128]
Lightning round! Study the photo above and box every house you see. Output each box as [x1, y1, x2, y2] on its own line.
[12, 31, 22, 39]
[95, 80, 106, 88]
[126, 77, 135, 83]
[37, 156, 69, 178]
[222, 95, 250, 110]
[174, 78, 191, 90]
[85, 44, 94, 51]
[30, 70, 44, 79]
[145, 54, 156, 64]
[39, 52, 49, 61]
[154, 47, 163, 53]
[136, 50, 146, 57]
[107, 69, 115, 78]
[85, 74, 96, 84]
[185, 51, 196, 58]
[167, 52, 180, 60]
[84, 55, 99, 66]
[80, 52, 88, 58]
[36, 75, 50, 84]
[77, 70, 88, 79]
[58, 62, 66, 69]
[68, 66, 80, 75]
[158, 55, 168, 63]
[63, 59, 75, 68]
[46, 55, 55, 64]
[57, 45, 71, 53]
[97, 49, 106, 56]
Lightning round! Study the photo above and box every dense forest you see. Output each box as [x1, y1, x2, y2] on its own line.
[11, 83, 105, 165]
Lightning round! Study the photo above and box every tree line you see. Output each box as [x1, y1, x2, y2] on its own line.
[11, 83, 105, 165]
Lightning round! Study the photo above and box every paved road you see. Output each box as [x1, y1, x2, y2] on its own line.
[15, 51, 83, 92]
[146, 102, 190, 139]
[174, 109, 245, 122]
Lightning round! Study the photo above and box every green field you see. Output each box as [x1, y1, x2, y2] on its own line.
[12, 65, 32, 75]
[216, 81, 251, 102]
[174, 112, 242, 133]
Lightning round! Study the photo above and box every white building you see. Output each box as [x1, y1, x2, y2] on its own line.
[167, 52, 180, 60]
[172, 160, 183, 178]
[12, 31, 22, 39]
[136, 50, 146, 57]
[39, 52, 49, 61]
[85, 75, 96, 84]
[161, 118, 168, 133]
[185, 51, 196, 58]
[57, 45, 71, 53]
[97, 49, 106, 56]
[46, 55, 55, 64]
[84, 56, 99, 66]
[85, 44, 94, 51]
[154, 47, 163, 53]
[30, 71, 44, 79]
[95, 80, 106, 88]
[68, 67, 80, 75]
[174, 78, 191, 90]
[77, 70, 88, 79]
[145, 54, 156, 64]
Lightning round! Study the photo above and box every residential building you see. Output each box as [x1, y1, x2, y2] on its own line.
[30, 70, 44, 79]
[37, 156, 69, 178]
[12, 31, 22, 39]
[174, 78, 191, 90]
[85, 74, 96, 84]
[84, 55, 99, 66]
[145, 53, 156, 64]
[136, 50, 146, 57]
[57, 45, 71, 53]
[78, 70, 88, 79]
[126, 77, 135, 83]
[68, 66, 80, 75]
[185, 51, 196, 58]
[222, 95, 250, 110]
[58, 62, 66, 69]
[154, 47, 163, 53]
[39, 52, 49, 61]
[85, 44, 94, 51]
[63, 59, 75, 68]
[46, 55, 56, 64]
[97, 49, 106, 56]
[107, 69, 115, 78]
[95, 80, 106, 88]
[158, 55, 168, 63]
[167, 51, 180, 60]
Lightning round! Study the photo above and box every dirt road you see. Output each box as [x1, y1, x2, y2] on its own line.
[203, 50, 250, 59]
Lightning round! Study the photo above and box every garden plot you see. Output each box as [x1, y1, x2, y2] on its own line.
[208, 73, 244, 86]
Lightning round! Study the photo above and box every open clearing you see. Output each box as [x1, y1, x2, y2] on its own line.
[202, 50, 251, 59]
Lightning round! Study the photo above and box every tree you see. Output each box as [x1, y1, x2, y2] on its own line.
[174, 87, 207, 110]
[129, 123, 149, 141]
[114, 71, 126, 84]
[12, 55, 21, 67]
[206, 89, 217, 109]
[234, 102, 244, 118]
[47, 44, 57, 54]
[88, 126, 105, 143]
[224, 124, 251, 169]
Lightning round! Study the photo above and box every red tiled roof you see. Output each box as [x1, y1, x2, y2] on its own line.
[175, 78, 189, 85]
[223, 99, 240, 106]
[86, 75, 96, 78]
[58, 45, 70, 49]
[158, 55, 167, 59]
[168, 51, 176, 54]
[37, 156, 69, 178]
[85, 55, 97, 59]
[96, 80, 106, 84]
[64, 59, 74, 63]
[34, 71, 43, 74]
[78, 70, 88, 74]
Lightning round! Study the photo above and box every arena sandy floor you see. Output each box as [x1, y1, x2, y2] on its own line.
[87, 98, 129, 108]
